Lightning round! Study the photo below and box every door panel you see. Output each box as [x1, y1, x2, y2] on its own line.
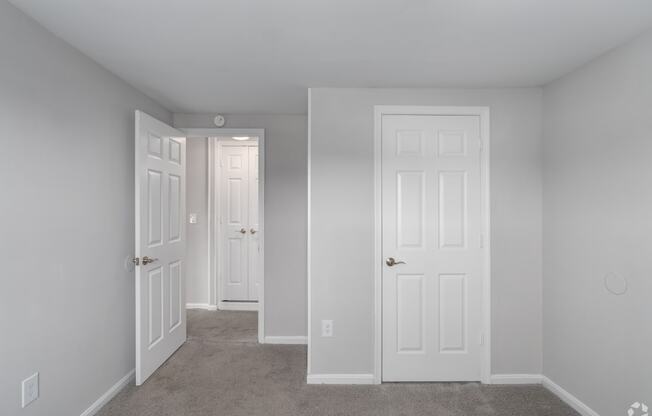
[382, 114, 482, 382]
[221, 145, 250, 301]
[135, 111, 186, 385]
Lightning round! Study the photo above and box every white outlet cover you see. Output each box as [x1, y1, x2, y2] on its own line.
[189, 213, 198, 224]
[22, 372, 39, 408]
[321, 320, 333, 337]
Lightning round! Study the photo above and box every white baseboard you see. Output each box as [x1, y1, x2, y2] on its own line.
[542, 376, 600, 416]
[218, 301, 258, 311]
[186, 303, 218, 311]
[264, 336, 307, 345]
[307, 374, 375, 385]
[79, 369, 134, 416]
[490, 374, 543, 384]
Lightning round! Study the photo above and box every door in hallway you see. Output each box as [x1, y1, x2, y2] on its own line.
[381, 114, 484, 381]
[220, 143, 260, 302]
[134, 111, 187, 385]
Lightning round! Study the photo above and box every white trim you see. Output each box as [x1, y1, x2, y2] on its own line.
[182, 128, 265, 344]
[185, 303, 218, 311]
[373, 106, 491, 384]
[79, 369, 134, 416]
[542, 376, 601, 416]
[306, 88, 313, 375]
[490, 374, 543, 385]
[306, 374, 375, 385]
[218, 301, 258, 311]
[264, 336, 307, 344]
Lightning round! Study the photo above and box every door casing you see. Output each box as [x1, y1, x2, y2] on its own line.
[183, 128, 265, 343]
[373, 106, 491, 384]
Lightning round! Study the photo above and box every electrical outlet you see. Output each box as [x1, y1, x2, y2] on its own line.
[321, 320, 333, 337]
[21, 372, 39, 408]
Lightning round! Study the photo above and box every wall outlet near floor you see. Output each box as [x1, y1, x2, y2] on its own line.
[21, 372, 39, 408]
[321, 320, 333, 337]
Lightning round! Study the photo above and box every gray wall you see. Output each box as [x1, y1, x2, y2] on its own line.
[185, 137, 210, 305]
[542, 29, 652, 415]
[0, 2, 171, 415]
[309, 88, 543, 376]
[173, 114, 308, 337]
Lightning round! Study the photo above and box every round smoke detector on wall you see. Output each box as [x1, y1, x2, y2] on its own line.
[213, 114, 225, 127]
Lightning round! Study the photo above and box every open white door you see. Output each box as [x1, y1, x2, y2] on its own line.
[135, 110, 186, 385]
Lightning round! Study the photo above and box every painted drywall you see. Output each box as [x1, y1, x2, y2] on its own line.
[0, 2, 171, 415]
[174, 114, 308, 337]
[309, 88, 543, 376]
[186, 137, 209, 305]
[542, 29, 652, 415]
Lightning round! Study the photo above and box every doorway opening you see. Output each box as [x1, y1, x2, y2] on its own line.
[185, 128, 265, 344]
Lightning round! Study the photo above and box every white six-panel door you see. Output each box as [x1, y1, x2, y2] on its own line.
[135, 111, 186, 385]
[220, 143, 259, 302]
[382, 115, 483, 381]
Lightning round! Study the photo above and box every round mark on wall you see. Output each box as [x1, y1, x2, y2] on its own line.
[604, 271, 628, 295]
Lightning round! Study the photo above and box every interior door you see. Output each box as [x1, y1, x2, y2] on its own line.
[381, 114, 483, 381]
[221, 144, 251, 301]
[135, 110, 186, 385]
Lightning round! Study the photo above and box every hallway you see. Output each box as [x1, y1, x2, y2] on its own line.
[97, 310, 577, 416]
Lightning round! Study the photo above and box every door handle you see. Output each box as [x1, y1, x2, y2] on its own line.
[385, 257, 406, 267]
[240, 228, 247, 234]
[250, 228, 257, 234]
[142, 256, 158, 265]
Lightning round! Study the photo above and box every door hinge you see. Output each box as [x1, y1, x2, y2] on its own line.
[479, 333, 484, 345]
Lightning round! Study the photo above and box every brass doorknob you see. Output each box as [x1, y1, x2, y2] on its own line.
[142, 256, 158, 265]
[250, 228, 257, 234]
[385, 257, 406, 267]
[240, 228, 247, 234]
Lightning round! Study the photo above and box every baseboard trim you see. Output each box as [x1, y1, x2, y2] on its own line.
[218, 301, 258, 311]
[264, 336, 307, 345]
[79, 369, 134, 416]
[307, 374, 375, 385]
[542, 376, 600, 416]
[490, 374, 543, 385]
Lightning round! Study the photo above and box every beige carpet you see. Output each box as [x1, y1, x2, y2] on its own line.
[97, 310, 578, 416]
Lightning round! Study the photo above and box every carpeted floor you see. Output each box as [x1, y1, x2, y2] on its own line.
[97, 310, 578, 416]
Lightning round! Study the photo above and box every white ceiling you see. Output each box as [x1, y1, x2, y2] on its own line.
[10, 0, 652, 114]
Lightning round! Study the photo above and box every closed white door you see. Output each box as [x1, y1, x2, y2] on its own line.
[220, 144, 259, 301]
[382, 115, 483, 382]
[135, 111, 186, 385]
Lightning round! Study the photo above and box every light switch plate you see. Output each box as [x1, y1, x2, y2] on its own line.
[22, 372, 39, 408]
[189, 213, 197, 224]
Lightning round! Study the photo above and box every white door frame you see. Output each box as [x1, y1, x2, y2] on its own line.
[182, 128, 265, 344]
[373, 106, 491, 384]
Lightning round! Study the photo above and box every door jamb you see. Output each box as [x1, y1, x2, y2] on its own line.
[182, 128, 265, 344]
[372, 106, 491, 384]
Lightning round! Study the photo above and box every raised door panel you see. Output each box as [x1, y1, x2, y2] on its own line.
[396, 274, 426, 353]
[438, 171, 467, 249]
